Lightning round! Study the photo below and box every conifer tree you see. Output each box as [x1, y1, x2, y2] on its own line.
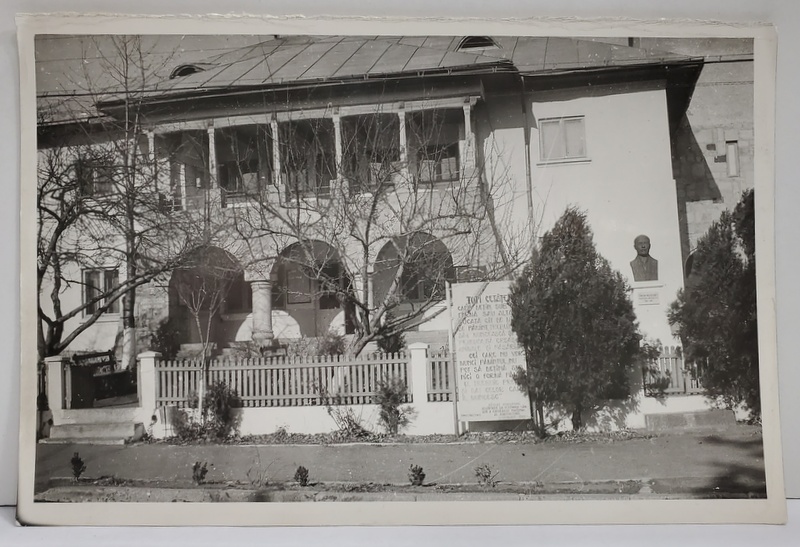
[509, 207, 641, 432]
[669, 190, 759, 418]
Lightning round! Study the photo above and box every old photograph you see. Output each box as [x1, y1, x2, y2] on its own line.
[18, 16, 784, 526]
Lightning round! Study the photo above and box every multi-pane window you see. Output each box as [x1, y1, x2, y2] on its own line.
[83, 269, 120, 315]
[538, 116, 587, 162]
[74, 158, 116, 197]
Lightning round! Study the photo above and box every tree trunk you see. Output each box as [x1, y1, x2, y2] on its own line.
[121, 220, 137, 370]
[571, 404, 583, 431]
[536, 400, 546, 438]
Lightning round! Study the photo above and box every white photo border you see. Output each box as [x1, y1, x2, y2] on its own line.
[16, 13, 785, 526]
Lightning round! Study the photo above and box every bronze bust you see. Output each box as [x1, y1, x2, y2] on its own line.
[630, 235, 658, 282]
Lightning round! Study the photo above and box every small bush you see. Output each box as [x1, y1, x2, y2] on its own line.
[475, 463, 499, 488]
[246, 464, 272, 489]
[203, 382, 242, 439]
[273, 426, 290, 442]
[192, 461, 209, 485]
[294, 465, 310, 487]
[71, 452, 87, 481]
[318, 330, 347, 356]
[408, 464, 425, 486]
[375, 377, 413, 435]
[319, 387, 372, 440]
[179, 382, 243, 442]
[150, 316, 182, 360]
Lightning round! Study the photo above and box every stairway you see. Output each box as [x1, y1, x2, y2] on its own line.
[42, 407, 145, 445]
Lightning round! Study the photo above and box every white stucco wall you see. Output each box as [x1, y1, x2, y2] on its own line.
[523, 83, 684, 345]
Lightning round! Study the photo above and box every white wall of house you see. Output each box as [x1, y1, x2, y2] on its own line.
[523, 83, 684, 345]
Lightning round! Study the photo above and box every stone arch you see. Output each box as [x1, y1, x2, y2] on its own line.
[373, 232, 456, 307]
[167, 246, 246, 356]
[270, 240, 356, 338]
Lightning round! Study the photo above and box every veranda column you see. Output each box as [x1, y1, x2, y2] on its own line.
[397, 110, 410, 187]
[332, 113, 347, 196]
[207, 124, 218, 188]
[270, 119, 282, 200]
[250, 280, 274, 346]
[462, 102, 476, 173]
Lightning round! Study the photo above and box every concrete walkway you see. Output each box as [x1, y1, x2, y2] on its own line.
[35, 425, 766, 496]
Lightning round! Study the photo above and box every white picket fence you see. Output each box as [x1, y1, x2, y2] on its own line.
[154, 353, 413, 408]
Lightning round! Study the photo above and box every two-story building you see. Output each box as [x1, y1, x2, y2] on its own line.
[38, 35, 712, 361]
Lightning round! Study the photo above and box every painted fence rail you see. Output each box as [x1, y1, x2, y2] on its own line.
[643, 346, 704, 396]
[154, 353, 411, 409]
[428, 350, 454, 402]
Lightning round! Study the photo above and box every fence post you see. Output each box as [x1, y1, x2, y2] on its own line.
[408, 343, 429, 405]
[44, 355, 69, 412]
[137, 351, 161, 422]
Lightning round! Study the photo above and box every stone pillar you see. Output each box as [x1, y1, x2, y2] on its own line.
[137, 351, 160, 424]
[250, 280, 274, 346]
[45, 355, 68, 413]
[407, 342, 429, 406]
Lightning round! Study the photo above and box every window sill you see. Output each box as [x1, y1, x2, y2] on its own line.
[536, 158, 592, 167]
[82, 313, 121, 324]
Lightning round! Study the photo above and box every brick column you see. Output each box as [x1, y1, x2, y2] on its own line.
[250, 280, 274, 346]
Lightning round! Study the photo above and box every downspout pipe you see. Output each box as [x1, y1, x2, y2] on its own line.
[520, 76, 535, 253]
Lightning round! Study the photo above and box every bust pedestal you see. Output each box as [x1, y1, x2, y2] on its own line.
[630, 282, 678, 345]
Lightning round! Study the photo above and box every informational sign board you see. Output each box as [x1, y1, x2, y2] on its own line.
[451, 281, 531, 422]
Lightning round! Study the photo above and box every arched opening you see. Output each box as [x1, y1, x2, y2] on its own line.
[374, 233, 456, 307]
[167, 246, 247, 356]
[270, 241, 355, 338]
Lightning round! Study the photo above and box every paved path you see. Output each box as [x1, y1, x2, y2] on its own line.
[35, 426, 766, 494]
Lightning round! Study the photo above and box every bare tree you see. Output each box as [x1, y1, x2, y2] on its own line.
[172, 248, 240, 417]
[226, 107, 532, 356]
[37, 36, 227, 364]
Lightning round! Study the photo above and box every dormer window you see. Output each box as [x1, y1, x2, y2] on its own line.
[457, 36, 499, 50]
[169, 64, 207, 79]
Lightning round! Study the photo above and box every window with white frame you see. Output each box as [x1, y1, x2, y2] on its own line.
[538, 116, 587, 163]
[83, 268, 120, 315]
